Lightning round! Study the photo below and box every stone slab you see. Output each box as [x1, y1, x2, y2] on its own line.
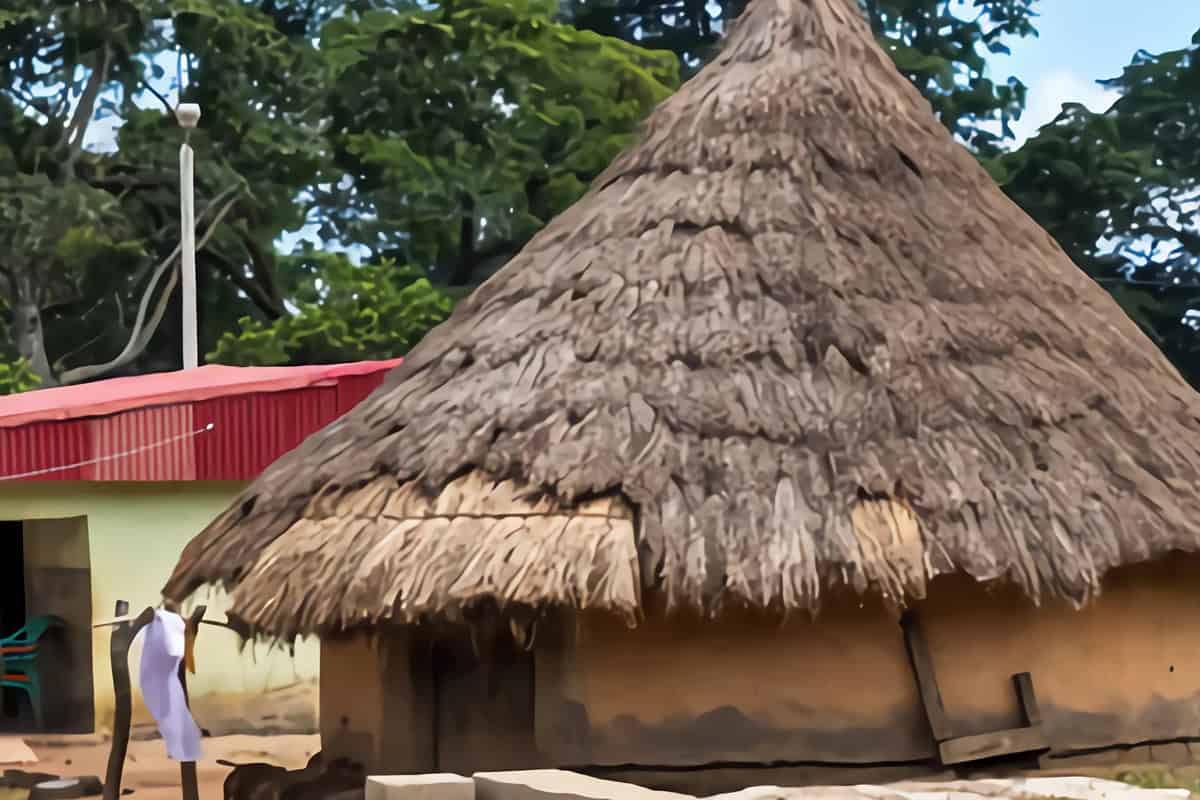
[474, 770, 693, 800]
[367, 774, 475, 800]
[705, 777, 1192, 800]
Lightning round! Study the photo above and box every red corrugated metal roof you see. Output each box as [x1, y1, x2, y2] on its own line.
[0, 360, 400, 482]
[0, 361, 400, 428]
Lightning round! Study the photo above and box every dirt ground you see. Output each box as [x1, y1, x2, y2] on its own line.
[2, 733, 320, 800]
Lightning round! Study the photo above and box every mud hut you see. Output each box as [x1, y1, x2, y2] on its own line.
[164, 0, 1200, 790]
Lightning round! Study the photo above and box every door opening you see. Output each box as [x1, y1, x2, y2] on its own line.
[0, 520, 26, 721]
[2, 516, 95, 733]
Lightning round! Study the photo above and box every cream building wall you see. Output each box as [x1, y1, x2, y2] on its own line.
[0, 481, 319, 734]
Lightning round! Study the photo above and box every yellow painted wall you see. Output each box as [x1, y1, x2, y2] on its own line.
[0, 481, 319, 734]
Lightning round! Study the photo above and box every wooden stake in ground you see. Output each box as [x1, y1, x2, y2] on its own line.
[177, 606, 206, 800]
[101, 601, 154, 800]
[97, 602, 211, 800]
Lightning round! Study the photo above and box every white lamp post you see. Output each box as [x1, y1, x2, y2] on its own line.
[175, 102, 201, 370]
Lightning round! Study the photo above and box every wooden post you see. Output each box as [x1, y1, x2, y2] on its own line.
[178, 606, 206, 800]
[900, 612, 1049, 766]
[103, 602, 155, 800]
[1013, 672, 1042, 727]
[899, 611, 953, 742]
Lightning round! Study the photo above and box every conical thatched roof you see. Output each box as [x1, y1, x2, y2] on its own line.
[165, 0, 1200, 640]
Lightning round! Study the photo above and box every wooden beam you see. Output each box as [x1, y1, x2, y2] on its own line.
[939, 725, 1049, 766]
[1013, 672, 1042, 727]
[102, 602, 155, 800]
[899, 612, 953, 742]
[900, 614, 1049, 768]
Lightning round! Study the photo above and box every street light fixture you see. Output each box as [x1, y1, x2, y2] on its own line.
[175, 102, 201, 370]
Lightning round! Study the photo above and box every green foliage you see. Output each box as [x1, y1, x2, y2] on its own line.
[0, 359, 41, 395]
[209, 253, 452, 366]
[0, 173, 144, 275]
[1115, 770, 1200, 793]
[9, 0, 1200, 398]
[0, 0, 335, 383]
[866, 0, 1035, 155]
[990, 29, 1200, 385]
[562, 0, 1037, 155]
[987, 104, 1165, 276]
[317, 0, 680, 289]
[0, 0, 680, 377]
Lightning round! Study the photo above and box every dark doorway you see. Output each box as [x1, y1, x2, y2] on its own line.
[0, 520, 26, 720]
[432, 624, 537, 774]
[1, 517, 95, 733]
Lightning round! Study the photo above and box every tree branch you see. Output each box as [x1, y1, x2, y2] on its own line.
[128, 184, 240, 287]
[141, 77, 174, 114]
[203, 249, 285, 318]
[83, 171, 177, 191]
[239, 232, 284, 315]
[57, 187, 241, 385]
[10, 85, 49, 120]
[52, 53, 78, 121]
[50, 293, 112, 372]
[63, 42, 113, 171]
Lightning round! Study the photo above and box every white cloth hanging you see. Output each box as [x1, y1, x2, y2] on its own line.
[136, 610, 203, 762]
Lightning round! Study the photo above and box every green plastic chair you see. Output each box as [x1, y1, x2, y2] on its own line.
[1, 615, 64, 729]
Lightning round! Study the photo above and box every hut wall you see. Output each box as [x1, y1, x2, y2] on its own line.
[319, 629, 435, 773]
[432, 626, 541, 774]
[535, 556, 1200, 772]
[535, 595, 931, 768]
[344, 622, 544, 775]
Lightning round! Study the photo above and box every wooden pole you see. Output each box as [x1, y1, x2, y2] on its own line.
[178, 606, 206, 800]
[103, 602, 155, 800]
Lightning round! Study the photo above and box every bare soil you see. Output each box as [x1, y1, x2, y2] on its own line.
[3, 733, 320, 800]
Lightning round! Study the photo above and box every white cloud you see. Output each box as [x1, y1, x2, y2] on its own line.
[1009, 69, 1120, 145]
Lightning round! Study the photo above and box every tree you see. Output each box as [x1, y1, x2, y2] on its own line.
[209, 252, 452, 365]
[310, 0, 679, 293]
[0, 0, 333, 386]
[991, 30, 1200, 385]
[563, 0, 1038, 155]
[214, 0, 680, 366]
[0, 0, 680, 381]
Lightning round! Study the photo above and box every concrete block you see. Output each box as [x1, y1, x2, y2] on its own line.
[473, 769, 694, 800]
[367, 774, 475, 800]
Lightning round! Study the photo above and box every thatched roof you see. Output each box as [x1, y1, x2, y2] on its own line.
[164, 0, 1200, 640]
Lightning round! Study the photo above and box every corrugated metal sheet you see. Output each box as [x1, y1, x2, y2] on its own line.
[0, 368, 389, 483]
[91, 404, 196, 481]
[193, 386, 341, 481]
[336, 371, 389, 410]
[0, 420, 92, 481]
[0, 359, 402, 428]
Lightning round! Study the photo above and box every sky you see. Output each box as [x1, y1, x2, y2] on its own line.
[991, 0, 1198, 144]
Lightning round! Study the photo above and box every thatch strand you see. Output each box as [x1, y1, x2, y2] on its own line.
[164, 0, 1200, 638]
[216, 473, 638, 640]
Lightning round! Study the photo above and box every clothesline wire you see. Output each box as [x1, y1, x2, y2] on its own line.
[0, 422, 216, 482]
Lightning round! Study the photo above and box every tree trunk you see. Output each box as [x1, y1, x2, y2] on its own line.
[11, 298, 56, 387]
